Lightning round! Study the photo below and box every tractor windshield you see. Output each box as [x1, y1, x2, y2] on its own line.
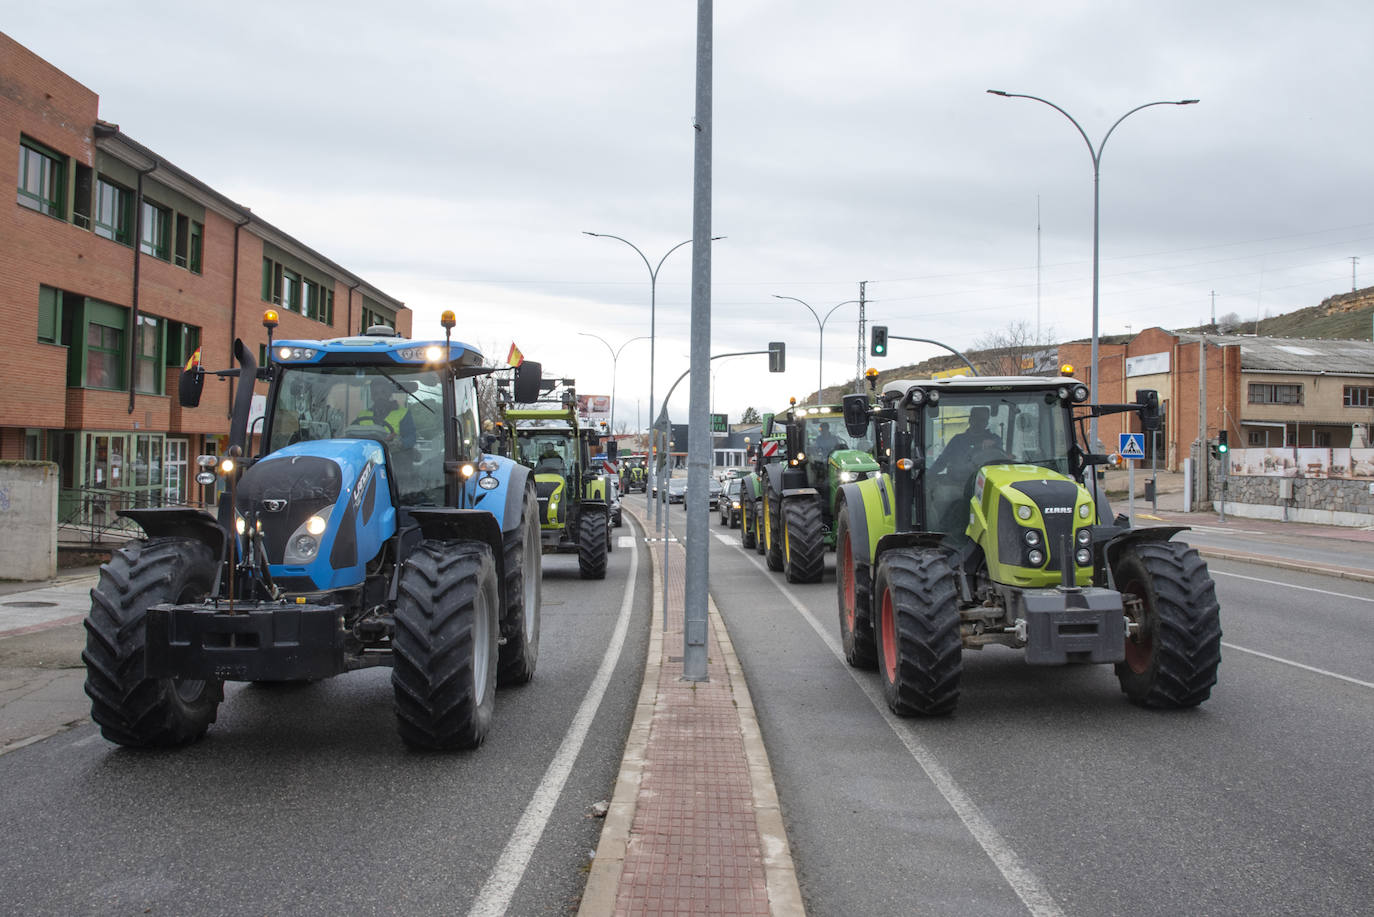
[267, 365, 448, 503]
[922, 389, 1072, 535]
[518, 431, 574, 478]
[804, 415, 872, 461]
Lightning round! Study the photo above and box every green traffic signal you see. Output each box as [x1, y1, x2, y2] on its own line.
[870, 325, 888, 356]
[1217, 430, 1229, 453]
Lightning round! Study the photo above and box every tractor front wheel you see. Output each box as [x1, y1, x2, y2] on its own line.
[764, 495, 784, 572]
[834, 503, 876, 669]
[498, 485, 542, 686]
[873, 549, 962, 716]
[1113, 541, 1222, 708]
[741, 497, 757, 549]
[83, 538, 223, 747]
[782, 497, 825, 584]
[393, 541, 499, 750]
[578, 509, 608, 579]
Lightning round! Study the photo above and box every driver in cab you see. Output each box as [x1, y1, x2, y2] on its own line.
[929, 406, 1001, 477]
[353, 378, 417, 450]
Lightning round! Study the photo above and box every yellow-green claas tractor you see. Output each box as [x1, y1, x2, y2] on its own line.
[833, 375, 1221, 715]
[504, 393, 614, 579]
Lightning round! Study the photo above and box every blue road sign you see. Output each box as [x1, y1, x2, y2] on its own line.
[1118, 433, 1145, 460]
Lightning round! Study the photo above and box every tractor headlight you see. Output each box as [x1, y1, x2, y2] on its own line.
[306, 515, 327, 535]
[1027, 549, 1045, 567]
[277, 346, 318, 361]
[1017, 504, 1033, 521]
[1072, 384, 1090, 403]
[284, 506, 334, 565]
[839, 471, 868, 483]
[1078, 504, 1091, 519]
[1075, 548, 1093, 566]
[235, 515, 247, 535]
[1076, 527, 1092, 546]
[291, 534, 320, 560]
[1024, 529, 1042, 547]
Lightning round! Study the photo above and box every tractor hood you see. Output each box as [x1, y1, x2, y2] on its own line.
[235, 439, 397, 592]
[830, 448, 880, 477]
[968, 463, 1096, 588]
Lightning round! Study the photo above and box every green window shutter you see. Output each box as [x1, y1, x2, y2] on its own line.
[37, 284, 60, 344]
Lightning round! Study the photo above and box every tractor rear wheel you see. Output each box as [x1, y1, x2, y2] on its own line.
[835, 503, 876, 669]
[764, 494, 784, 571]
[752, 500, 765, 554]
[741, 497, 757, 549]
[83, 538, 224, 747]
[393, 541, 499, 750]
[578, 508, 608, 579]
[873, 549, 962, 716]
[498, 486, 541, 686]
[782, 497, 825, 584]
[1113, 541, 1222, 708]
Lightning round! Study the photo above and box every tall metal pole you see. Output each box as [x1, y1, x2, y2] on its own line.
[986, 90, 1198, 451]
[773, 294, 858, 404]
[683, 0, 713, 681]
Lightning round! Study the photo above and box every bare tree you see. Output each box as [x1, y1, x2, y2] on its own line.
[740, 406, 761, 424]
[969, 320, 1058, 376]
[1217, 311, 1242, 333]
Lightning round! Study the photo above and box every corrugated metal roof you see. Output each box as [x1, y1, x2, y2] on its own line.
[1175, 333, 1374, 374]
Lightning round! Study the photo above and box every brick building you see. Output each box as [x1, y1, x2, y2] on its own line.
[1060, 329, 1374, 470]
[2, 33, 407, 523]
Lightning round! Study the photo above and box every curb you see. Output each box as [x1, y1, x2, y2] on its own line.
[1191, 546, 1374, 585]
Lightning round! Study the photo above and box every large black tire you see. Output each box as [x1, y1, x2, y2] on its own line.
[393, 541, 499, 750]
[82, 538, 224, 747]
[873, 549, 962, 716]
[835, 503, 877, 669]
[578, 508, 608, 579]
[1113, 541, 1222, 708]
[782, 497, 826, 584]
[498, 487, 542, 686]
[752, 500, 765, 554]
[763, 494, 784, 572]
[741, 496, 757, 549]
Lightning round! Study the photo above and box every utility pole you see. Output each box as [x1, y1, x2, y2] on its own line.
[1210, 290, 1216, 327]
[855, 280, 868, 393]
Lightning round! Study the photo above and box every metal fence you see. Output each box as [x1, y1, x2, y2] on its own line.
[56, 487, 212, 547]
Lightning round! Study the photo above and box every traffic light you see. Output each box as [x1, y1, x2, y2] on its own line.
[870, 325, 888, 357]
[768, 341, 786, 373]
[1217, 429, 1229, 454]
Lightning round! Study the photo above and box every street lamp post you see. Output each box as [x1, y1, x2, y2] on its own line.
[772, 295, 859, 404]
[986, 90, 1198, 449]
[584, 232, 722, 525]
[577, 332, 648, 435]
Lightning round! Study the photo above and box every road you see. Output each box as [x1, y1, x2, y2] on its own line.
[683, 502, 1374, 917]
[0, 530, 651, 917]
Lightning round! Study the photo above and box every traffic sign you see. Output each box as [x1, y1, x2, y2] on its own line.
[1118, 433, 1145, 460]
[710, 412, 728, 434]
[760, 440, 779, 458]
[604, 459, 618, 476]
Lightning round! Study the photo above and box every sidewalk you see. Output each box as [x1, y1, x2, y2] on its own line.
[578, 505, 804, 916]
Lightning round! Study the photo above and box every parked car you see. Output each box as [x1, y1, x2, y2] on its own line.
[718, 478, 742, 528]
[607, 475, 623, 527]
[667, 478, 688, 504]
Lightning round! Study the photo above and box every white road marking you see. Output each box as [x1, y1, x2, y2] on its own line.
[1222, 642, 1374, 689]
[1212, 570, 1374, 603]
[617, 536, 637, 548]
[467, 531, 640, 917]
[722, 540, 1064, 917]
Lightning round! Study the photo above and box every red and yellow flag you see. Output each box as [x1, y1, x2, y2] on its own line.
[184, 346, 202, 372]
[507, 342, 524, 367]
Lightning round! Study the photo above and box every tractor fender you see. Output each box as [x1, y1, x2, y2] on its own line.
[837, 479, 898, 567]
[118, 507, 228, 560]
[1102, 525, 1190, 580]
[500, 462, 534, 533]
[873, 531, 947, 566]
[763, 462, 786, 496]
[405, 507, 506, 589]
[781, 487, 820, 500]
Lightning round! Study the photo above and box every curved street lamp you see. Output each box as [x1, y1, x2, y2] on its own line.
[773, 294, 859, 404]
[583, 231, 723, 524]
[577, 332, 648, 435]
[987, 90, 1198, 448]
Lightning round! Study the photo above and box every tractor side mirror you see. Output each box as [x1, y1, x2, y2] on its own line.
[1135, 389, 1161, 432]
[785, 423, 805, 465]
[513, 360, 542, 403]
[606, 439, 618, 460]
[178, 366, 205, 408]
[842, 393, 870, 437]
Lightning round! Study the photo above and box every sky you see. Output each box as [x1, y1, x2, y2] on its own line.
[9, 1, 1374, 428]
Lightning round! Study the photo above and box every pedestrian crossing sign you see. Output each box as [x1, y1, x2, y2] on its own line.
[1118, 433, 1145, 460]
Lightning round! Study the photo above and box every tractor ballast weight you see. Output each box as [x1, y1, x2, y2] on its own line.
[834, 375, 1219, 714]
[83, 314, 546, 751]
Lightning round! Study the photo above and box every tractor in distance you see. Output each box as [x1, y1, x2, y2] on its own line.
[737, 419, 784, 555]
[82, 311, 546, 751]
[501, 379, 614, 579]
[619, 453, 648, 493]
[833, 374, 1221, 715]
[751, 400, 880, 583]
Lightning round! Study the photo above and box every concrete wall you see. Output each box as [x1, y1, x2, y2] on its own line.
[0, 461, 59, 580]
[1207, 457, 1374, 527]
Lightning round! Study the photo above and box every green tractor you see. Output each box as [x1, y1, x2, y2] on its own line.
[833, 375, 1221, 715]
[738, 422, 783, 556]
[503, 385, 614, 580]
[747, 401, 879, 583]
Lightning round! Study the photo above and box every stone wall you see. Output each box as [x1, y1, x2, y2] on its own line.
[1207, 458, 1374, 527]
[0, 461, 59, 581]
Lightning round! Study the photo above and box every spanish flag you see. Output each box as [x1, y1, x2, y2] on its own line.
[184, 346, 202, 372]
[507, 342, 524, 367]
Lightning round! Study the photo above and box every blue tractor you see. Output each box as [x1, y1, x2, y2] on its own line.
[82, 311, 544, 750]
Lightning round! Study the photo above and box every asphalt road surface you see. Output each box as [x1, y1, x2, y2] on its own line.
[683, 504, 1374, 917]
[0, 526, 651, 917]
